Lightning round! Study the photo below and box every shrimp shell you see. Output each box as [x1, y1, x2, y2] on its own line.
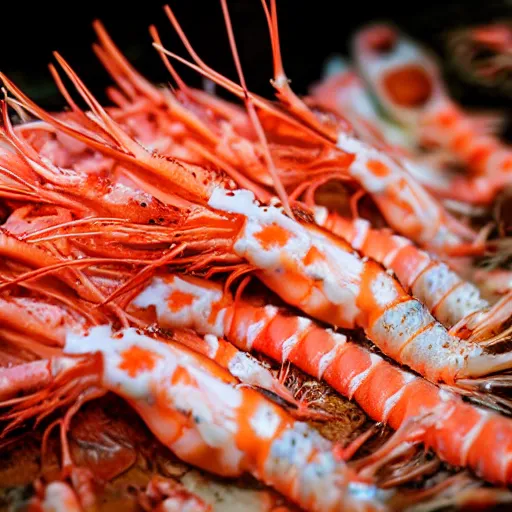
[313, 209, 489, 330]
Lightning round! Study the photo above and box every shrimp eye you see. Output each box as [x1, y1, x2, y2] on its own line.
[366, 26, 397, 54]
[383, 65, 433, 108]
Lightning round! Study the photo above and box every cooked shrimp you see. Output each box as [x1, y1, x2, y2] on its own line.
[0, 43, 508, 386]
[0, 325, 402, 512]
[353, 23, 512, 205]
[131, 272, 512, 486]
[205, 188, 512, 383]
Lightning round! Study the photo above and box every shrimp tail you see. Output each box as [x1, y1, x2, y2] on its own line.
[347, 415, 512, 510]
[454, 291, 512, 344]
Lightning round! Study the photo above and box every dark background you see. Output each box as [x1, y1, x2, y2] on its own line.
[1, 0, 511, 110]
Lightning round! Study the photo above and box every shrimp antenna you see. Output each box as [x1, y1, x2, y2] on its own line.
[48, 63, 120, 145]
[149, 24, 191, 94]
[92, 20, 164, 105]
[263, 3, 325, 139]
[218, 0, 292, 217]
[259, 0, 338, 142]
[162, 4, 239, 94]
[0, 256, 148, 293]
[260, 0, 285, 85]
[154, 8, 331, 147]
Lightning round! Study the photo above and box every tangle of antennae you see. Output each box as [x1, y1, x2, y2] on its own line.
[153, 8, 332, 146]
[218, 0, 293, 217]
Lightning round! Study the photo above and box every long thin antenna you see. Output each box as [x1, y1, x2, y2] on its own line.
[219, 0, 292, 216]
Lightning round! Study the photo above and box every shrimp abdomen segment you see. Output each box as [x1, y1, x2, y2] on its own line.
[366, 297, 472, 382]
[466, 417, 512, 483]
[435, 282, 486, 328]
[319, 210, 488, 329]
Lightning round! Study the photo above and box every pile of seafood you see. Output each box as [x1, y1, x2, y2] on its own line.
[1, 2, 512, 511]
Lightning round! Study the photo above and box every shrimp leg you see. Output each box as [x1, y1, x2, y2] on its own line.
[172, 329, 330, 420]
